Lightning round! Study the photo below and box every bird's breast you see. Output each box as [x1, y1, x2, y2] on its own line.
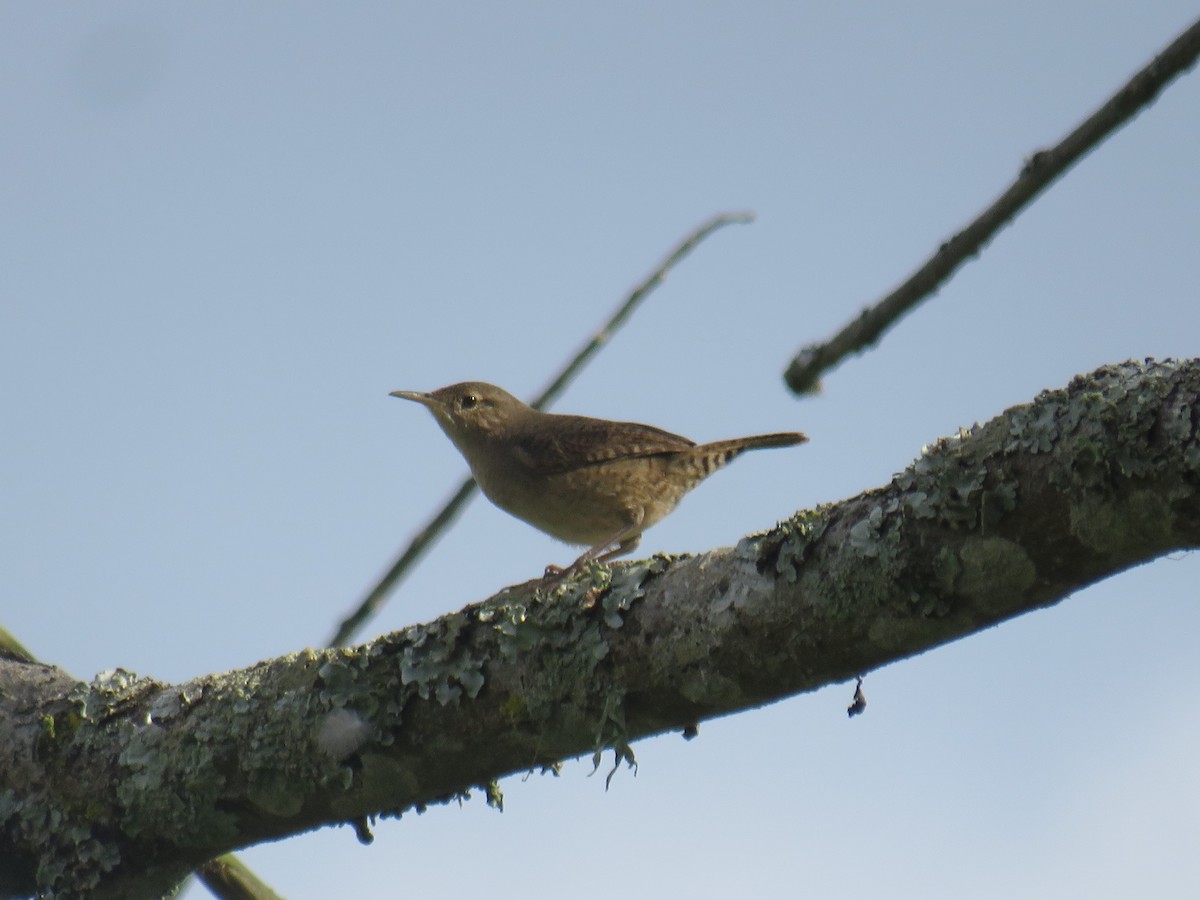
[471, 452, 692, 546]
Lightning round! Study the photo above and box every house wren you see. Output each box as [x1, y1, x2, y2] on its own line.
[390, 382, 807, 573]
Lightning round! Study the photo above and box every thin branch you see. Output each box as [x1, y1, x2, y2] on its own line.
[0, 626, 35, 664]
[527, 212, 756, 412]
[328, 212, 755, 647]
[195, 856, 285, 900]
[783, 15, 1200, 394]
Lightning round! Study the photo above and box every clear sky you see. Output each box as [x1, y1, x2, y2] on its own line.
[3, 3, 1199, 898]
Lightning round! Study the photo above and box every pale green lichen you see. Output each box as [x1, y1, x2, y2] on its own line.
[736, 506, 831, 583]
[3, 669, 174, 894]
[1070, 490, 1174, 556]
[1041, 360, 1199, 499]
[956, 536, 1036, 613]
[391, 613, 486, 704]
[446, 555, 662, 760]
[848, 505, 886, 557]
[817, 536, 900, 619]
[483, 780, 504, 811]
[4, 652, 393, 894]
[894, 433, 990, 529]
[1187, 442, 1200, 474]
[1007, 400, 1061, 454]
[931, 545, 962, 597]
[590, 691, 637, 789]
[116, 719, 237, 844]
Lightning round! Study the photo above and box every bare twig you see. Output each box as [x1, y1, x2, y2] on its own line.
[783, 16, 1200, 394]
[0, 625, 36, 664]
[328, 212, 756, 647]
[195, 855, 285, 900]
[526, 212, 756, 412]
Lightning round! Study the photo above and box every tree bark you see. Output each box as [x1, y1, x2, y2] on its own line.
[3, 358, 1198, 898]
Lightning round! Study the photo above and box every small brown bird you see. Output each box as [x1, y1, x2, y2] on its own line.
[391, 382, 807, 574]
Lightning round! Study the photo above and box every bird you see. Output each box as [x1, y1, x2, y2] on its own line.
[390, 382, 807, 575]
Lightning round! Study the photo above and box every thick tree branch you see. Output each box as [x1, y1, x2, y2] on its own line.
[3, 358, 1198, 897]
[783, 16, 1200, 394]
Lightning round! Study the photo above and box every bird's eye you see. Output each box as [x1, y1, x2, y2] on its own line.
[460, 394, 479, 411]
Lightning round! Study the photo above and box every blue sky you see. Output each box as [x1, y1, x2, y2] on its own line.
[2, 3, 1199, 897]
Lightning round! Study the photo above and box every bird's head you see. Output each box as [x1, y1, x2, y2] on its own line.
[390, 381, 528, 444]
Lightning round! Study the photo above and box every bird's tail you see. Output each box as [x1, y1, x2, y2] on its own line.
[691, 432, 808, 475]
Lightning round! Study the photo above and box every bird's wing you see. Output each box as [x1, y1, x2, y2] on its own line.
[510, 414, 694, 476]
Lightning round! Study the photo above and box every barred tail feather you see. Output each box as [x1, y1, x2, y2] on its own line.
[703, 432, 807, 454]
[694, 432, 807, 474]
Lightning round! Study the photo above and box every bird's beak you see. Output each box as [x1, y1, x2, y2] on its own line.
[389, 390, 436, 408]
